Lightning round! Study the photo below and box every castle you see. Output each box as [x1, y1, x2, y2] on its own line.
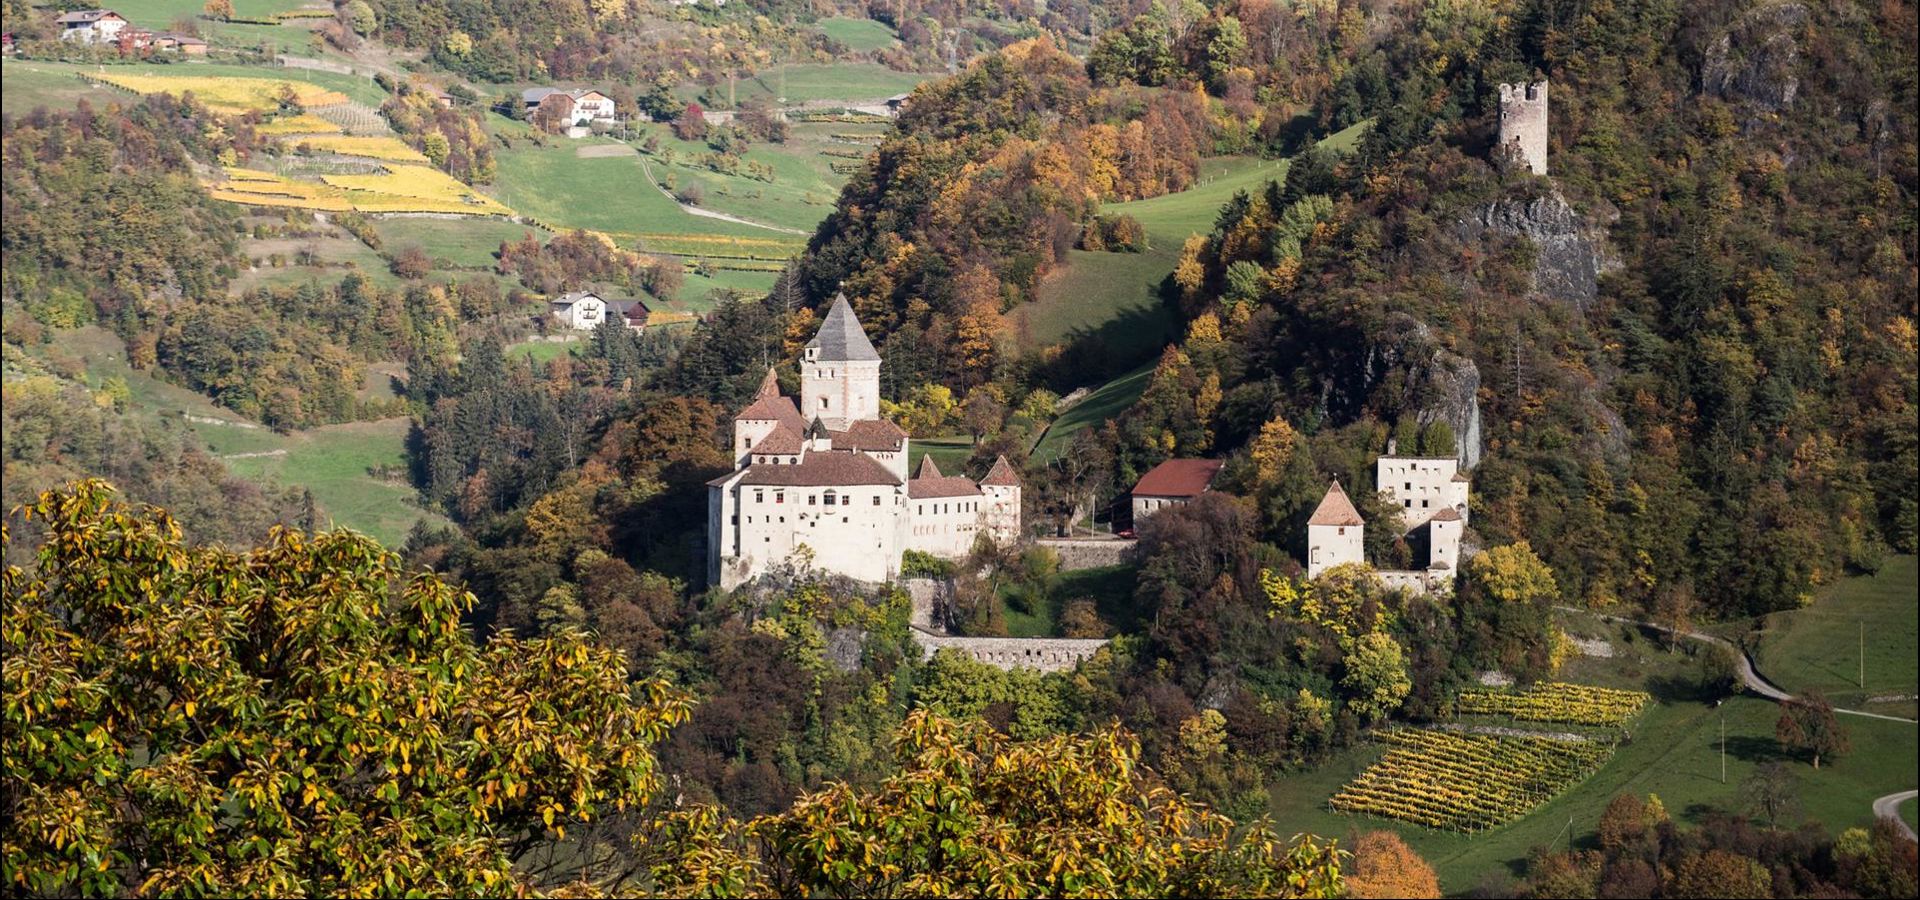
[1305, 441, 1470, 593]
[1497, 80, 1549, 175]
[706, 294, 1021, 589]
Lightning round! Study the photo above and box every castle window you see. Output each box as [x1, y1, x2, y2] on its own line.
[1338, 527, 1345, 535]
[754, 491, 764, 503]
[1404, 482, 1412, 490]
[824, 491, 837, 507]
[808, 494, 816, 505]
[1404, 499, 1412, 508]
[820, 398, 829, 410]
[872, 496, 880, 506]
[775, 492, 784, 504]
[1422, 500, 1429, 508]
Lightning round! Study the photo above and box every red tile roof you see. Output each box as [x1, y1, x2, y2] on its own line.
[1451, 472, 1470, 482]
[1132, 459, 1224, 498]
[735, 375, 805, 431]
[910, 476, 982, 499]
[831, 418, 906, 452]
[750, 423, 805, 455]
[1429, 507, 1463, 522]
[915, 455, 943, 479]
[1308, 481, 1365, 527]
[981, 454, 1020, 486]
[737, 451, 901, 487]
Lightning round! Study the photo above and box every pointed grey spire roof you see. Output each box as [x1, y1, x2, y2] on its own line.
[805, 293, 880, 362]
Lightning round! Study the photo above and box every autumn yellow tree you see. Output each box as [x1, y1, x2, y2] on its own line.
[1466, 540, 1560, 604]
[1345, 831, 1441, 899]
[643, 710, 1347, 898]
[2, 482, 690, 897]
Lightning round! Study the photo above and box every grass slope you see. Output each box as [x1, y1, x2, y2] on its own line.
[720, 63, 926, 105]
[1752, 555, 1919, 717]
[1031, 361, 1156, 463]
[1016, 121, 1371, 373]
[492, 141, 770, 240]
[815, 17, 900, 52]
[223, 418, 443, 547]
[374, 218, 550, 270]
[1, 61, 123, 112]
[43, 328, 446, 547]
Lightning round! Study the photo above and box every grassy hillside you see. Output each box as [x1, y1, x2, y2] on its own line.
[491, 140, 771, 239]
[35, 328, 446, 547]
[815, 17, 899, 52]
[1753, 556, 1919, 718]
[373, 218, 551, 270]
[1031, 361, 1156, 463]
[717, 63, 926, 105]
[222, 418, 441, 547]
[1014, 121, 1371, 374]
[1268, 615, 1920, 894]
[0, 61, 124, 112]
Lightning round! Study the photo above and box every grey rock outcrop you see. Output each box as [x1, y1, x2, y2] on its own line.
[1357, 314, 1484, 470]
[1701, 2, 1806, 114]
[1458, 190, 1616, 315]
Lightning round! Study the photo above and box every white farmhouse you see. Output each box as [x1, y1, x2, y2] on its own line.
[56, 9, 128, 43]
[522, 88, 617, 128]
[549, 290, 608, 331]
[707, 294, 1021, 589]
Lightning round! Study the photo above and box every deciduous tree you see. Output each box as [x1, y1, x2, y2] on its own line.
[1, 482, 691, 897]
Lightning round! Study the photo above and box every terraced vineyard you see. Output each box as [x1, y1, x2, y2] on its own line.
[1454, 683, 1651, 728]
[1330, 729, 1615, 832]
[209, 166, 512, 216]
[88, 72, 347, 114]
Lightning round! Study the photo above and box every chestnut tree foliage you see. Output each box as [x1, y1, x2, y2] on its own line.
[2, 481, 692, 897]
[644, 709, 1347, 899]
[3, 483, 1349, 898]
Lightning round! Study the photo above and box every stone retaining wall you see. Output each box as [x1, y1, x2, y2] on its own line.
[1035, 538, 1137, 571]
[909, 630, 1109, 673]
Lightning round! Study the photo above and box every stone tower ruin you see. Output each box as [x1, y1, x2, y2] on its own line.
[1497, 81, 1549, 176]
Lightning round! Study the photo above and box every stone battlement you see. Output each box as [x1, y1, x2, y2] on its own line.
[1497, 80, 1550, 175]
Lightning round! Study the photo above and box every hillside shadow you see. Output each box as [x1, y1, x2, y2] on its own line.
[1032, 275, 1180, 391]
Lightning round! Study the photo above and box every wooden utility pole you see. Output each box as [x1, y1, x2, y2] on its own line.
[1719, 712, 1725, 783]
[1860, 620, 1866, 687]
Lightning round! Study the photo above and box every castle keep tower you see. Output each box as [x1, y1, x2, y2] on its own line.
[1497, 81, 1549, 176]
[802, 293, 882, 432]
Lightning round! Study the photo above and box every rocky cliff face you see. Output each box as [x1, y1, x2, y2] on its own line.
[1458, 190, 1617, 315]
[1701, 2, 1806, 114]
[1352, 314, 1485, 470]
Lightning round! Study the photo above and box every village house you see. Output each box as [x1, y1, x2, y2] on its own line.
[55, 9, 128, 44]
[707, 294, 1021, 588]
[522, 88, 616, 126]
[149, 31, 207, 54]
[548, 290, 608, 331]
[1128, 458, 1225, 525]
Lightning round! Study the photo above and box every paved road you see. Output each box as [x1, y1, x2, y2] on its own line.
[1563, 606, 1918, 842]
[1563, 607, 1917, 723]
[1873, 790, 1918, 841]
